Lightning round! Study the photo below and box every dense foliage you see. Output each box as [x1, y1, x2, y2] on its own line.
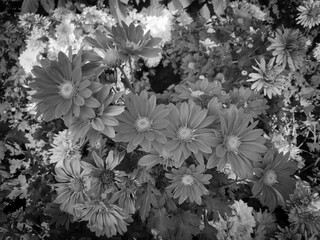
[1, 0, 320, 239]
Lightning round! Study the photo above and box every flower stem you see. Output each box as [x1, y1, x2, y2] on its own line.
[118, 65, 135, 93]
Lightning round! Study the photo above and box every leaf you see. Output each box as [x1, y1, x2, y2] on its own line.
[0, 141, 5, 161]
[179, 0, 194, 9]
[44, 203, 72, 229]
[40, 0, 55, 13]
[135, 182, 161, 222]
[147, 208, 174, 239]
[21, 0, 39, 14]
[203, 196, 232, 221]
[172, 210, 201, 240]
[200, 4, 211, 19]
[109, 0, 128, 24]
[5, 128, 30, 146]
[211, 0, 228, 17]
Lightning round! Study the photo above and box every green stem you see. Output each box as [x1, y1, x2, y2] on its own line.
[118, 65, 135, 93]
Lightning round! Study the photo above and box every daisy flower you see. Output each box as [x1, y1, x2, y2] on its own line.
[165, 100, 216, 166]
[296, 0, 320, 29]
[48, 130, 81, 167]
[70, 84, 125, 146]
[165, 164, 212, 205]
[53, 159, 90, 214]
[252, 149, 297, 212]
[209, 105, 268, 178]
[29, 49, 102, 125]
[109, 21, 162, 59]
[267, 27, 306, 71]
[81, 150, 125, 199]
[247, 57, 286, 99]
[254, 209, 277, 239]
[74, 200, 128, 237]
[114, 90, 170, 152]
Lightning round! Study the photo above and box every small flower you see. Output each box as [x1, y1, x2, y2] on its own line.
[209, 105, 268, 178]
[165, 100, 216, 166]
[165, 164, 212, 205]
[296, 0, 320, 29]
[114, 90, 170, 152]
[247, 57, 286, 99]
[82, 150, 125, 199]
[29, 49, 102, 125]
[19, 48, 39, 74]
[109, 21, 162, 59]
[252, 149, 297, 212]
[49, 130, 81, 167]
[267, 27, 306, 71]
[254, 209, 277, 239]
[241, 70, 248, 76]
[53, 159, 90, 214]
[74, 200, 128, 237]
[313, 42, 320, 62]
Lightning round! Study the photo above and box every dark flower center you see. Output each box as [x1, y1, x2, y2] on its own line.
[69, 178, 84, 192]
[99, 169, 115, 186]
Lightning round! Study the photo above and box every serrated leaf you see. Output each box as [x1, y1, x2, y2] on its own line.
[135, 182, 160, 222]
[21, 0, 39, 14]
[211, 0, 228, 17]
[204, 196, 232, 221]
[5, 129, 30, 145]
[44, 203, 72, 229]
[147, 208, 174, 239]
[172, 210, 201, 240]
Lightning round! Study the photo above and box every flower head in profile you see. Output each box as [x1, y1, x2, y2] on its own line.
[209, 106, 268, 178]
[114, 90, 170, 152]
[297, 0, 320, 29]
[174, 78, 221, 101]
[85, 30, 125, 68]
[29, 50, 102, 125]
[49, 130, 81, 167]
[109, 21, 162, 59]
[53, 159, 90, 214]
[70, 84, 125, 146]
[267, 27, 306, 71]
[247, 57, 286, 99]
[252, 149, 297, 212]
[74, 200, 128, 237]
[165, 100, 216, 166]
[165, 164, 212, 205]
[82, 150, 125, 199]
[138, 144, 175, 169]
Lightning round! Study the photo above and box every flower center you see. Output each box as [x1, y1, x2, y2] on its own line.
[225, 135, 241, 152]
[99, 169, 115, 186]
[190, 89, 205, 98]
[104, 49, 122, 67]
[177, 127, 194, 142]
[135, 117, 152, 132]
[181, 174, 195, 185]
[59, 81, 76, 99]
[69, 178, 84, 192]
[263, 170, 278, 186]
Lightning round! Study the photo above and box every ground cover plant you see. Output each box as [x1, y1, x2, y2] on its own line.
[0, 0, 320, 239]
